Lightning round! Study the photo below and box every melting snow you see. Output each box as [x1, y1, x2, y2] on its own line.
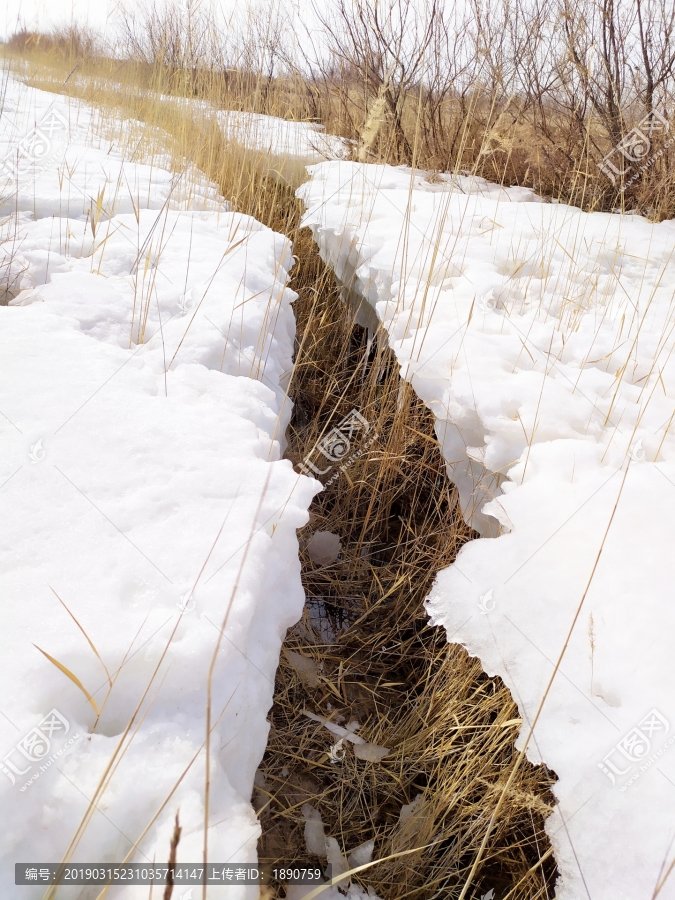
[0, 75, 318, 896]
[299, 160, 675, 900]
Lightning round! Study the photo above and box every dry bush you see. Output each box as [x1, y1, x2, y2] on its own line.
[300, 0, 675, 217]
[6, 24, 100, 65]
[6, 0, 675, 221]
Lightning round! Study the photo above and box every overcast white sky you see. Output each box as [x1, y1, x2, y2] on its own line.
[1, 0, 254, 40]
[3, 0, 114, 39]
[1, 0, 450, 52]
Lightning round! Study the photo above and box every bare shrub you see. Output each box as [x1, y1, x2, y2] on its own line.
[7, 24, 100, 62]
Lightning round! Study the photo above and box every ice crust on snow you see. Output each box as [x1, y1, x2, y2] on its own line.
[299, 161, 675, 900]
[0, 76, 319, 897]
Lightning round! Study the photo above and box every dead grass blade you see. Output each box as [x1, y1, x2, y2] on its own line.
[33, 644, 101, 717]
[49, 586, 112, 688]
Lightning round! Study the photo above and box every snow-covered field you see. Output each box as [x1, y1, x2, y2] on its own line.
[299, 161, 675, 900]
[0, 76, 318, 897]
[6, 56, 674, 899]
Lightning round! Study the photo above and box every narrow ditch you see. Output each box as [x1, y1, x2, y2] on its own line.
[257, 227, 558, 899]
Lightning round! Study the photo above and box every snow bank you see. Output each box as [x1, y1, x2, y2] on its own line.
[299, 161, 675, 900]
[217, 110, 349, 186]
[0, 77, 223, 220]
[0, 77, 318, 897]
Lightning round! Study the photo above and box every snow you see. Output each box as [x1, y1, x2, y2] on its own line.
[0, 77, 224, 221]
[1, 76, 319, 897]
[217, 109, 349, 186]
[3, 66, 347, 194]
[299, 161, 675, 900]
[288, 805, 379, 900]
[218, 111, 344, 159]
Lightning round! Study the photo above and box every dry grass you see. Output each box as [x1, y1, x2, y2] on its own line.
[252, 231, 557, 899]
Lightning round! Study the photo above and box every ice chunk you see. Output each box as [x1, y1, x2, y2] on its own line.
[353, 743, 390, 762]
[302, 803, 328, 857]
[284, 648, 321, 686]
[326, 836, 349, 878]
[348, 839, 375, 868]
[307, 530, 342, 566]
